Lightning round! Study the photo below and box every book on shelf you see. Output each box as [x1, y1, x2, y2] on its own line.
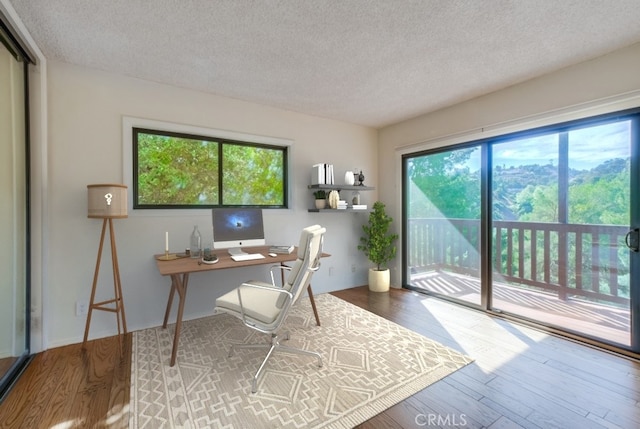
[269, 245, 294, 254]
[310, 163, 335, 185]
[352, 204, 368, 210]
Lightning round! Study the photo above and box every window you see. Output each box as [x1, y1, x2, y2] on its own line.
[132, 127, 288, 209]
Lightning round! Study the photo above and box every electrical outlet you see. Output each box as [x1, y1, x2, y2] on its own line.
[76, 301, 88, 317]
[328, 266, 334, 276]
[351, 264, 356, 273]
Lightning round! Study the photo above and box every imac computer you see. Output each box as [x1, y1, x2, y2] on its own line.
[212, 208, 265, 256]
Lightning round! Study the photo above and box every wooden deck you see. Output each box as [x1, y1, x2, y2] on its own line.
[410, 270, 631, 346]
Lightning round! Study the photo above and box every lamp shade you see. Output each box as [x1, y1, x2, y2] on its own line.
[87, 184, 128, 218]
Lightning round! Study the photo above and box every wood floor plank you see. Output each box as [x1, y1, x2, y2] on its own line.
[356, 410, 404, 429]
[445, 370, 535, 420]
[36, 343, 87, 428]
[478, 397, 541, 429]
[420, 379, 503, 427]
[0, 349, 60, 429]
[106, 334, 132, 429]
[484, 371, 612, 429]
[488, 415, 527, 429]
[378, 397, 430, 429]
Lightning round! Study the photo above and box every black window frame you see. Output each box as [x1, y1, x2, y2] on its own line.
[132, 127, 289, 209]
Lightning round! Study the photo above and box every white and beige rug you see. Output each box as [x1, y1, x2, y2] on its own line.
[130, 293, 473, 428]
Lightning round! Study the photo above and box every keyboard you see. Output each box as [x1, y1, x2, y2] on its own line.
[231, 253, 266, 262]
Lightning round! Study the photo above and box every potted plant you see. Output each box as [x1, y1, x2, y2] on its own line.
[313, 190, 327, 209]
[358, 201, 398, 292]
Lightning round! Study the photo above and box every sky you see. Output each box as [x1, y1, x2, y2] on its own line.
[465, 120, 631, 171]
[492, 120, 630, 171]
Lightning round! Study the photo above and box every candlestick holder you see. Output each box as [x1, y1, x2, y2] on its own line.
[156, 251, 179, 261]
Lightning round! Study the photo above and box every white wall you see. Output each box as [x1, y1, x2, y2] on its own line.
[46, 61, 377, 348]
[378, 42, 640, 287]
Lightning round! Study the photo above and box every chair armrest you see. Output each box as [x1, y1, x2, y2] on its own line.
[235, 281, 294, 327]
[269, 264, 292, 287]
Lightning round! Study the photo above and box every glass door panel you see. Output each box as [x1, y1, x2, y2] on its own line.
[0, 33, 29, 398]
[405, 146, 482, 306]
[491, 121, 632, 346]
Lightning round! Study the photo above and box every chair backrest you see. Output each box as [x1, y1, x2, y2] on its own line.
[276, 225, 325, 308]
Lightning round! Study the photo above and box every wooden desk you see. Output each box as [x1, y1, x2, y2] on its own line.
[155, 245, 325, 366]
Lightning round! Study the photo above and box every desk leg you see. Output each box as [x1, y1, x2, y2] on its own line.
[307, 284, 321, 326]
[170, 273, 189, 367]
[162, 277, 177, 329]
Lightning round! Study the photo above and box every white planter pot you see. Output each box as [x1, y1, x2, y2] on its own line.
[368, 268, 390, 292]
[315, 199, 326, 209]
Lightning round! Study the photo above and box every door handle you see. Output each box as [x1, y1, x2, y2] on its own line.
[625, 228, 639, 252]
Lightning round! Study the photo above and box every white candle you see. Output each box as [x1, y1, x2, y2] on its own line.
[165, 231, 169, 252]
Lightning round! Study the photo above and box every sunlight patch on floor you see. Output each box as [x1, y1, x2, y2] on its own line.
[51, 420, 81, 429]
[106, 403, 129, 426]
[417, 294, 551, 372]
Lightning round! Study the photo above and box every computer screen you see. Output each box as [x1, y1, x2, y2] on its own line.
[212, 208, 265, 255]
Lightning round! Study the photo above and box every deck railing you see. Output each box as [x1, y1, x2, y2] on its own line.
[407, 218, 630, 305]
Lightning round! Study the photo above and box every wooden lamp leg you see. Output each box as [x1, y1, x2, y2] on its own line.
[108, 218, 127, 354]
[83, 219, 107, 347]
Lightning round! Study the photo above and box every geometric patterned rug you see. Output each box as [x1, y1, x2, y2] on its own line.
[129, 293, 473, 428]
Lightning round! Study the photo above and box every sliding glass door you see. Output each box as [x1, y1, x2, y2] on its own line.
[0, 19, 32, 400]
[403, 110, 639, 352]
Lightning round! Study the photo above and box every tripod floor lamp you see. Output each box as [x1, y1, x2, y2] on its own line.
[83, 184, 128, 355]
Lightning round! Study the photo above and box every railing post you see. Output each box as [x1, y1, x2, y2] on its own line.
[558, 229, 568, 301]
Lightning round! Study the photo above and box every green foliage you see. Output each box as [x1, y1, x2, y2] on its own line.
[358, 201, 399, 270]
[568, 159, 629, 225]
[136, 132, 285, 207]
[506, 161, 630, 225]
[222, 144, 284, 205]
[493, 163, 558, 220]
[313, 190, 326, 199]
[408, 149, 480, 219]
[137, 133, 219, 205]
[516, 184, 559, 222]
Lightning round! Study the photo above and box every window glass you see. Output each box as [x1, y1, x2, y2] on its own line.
[134, 128, 287, 208]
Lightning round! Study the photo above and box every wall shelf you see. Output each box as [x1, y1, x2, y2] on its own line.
[308, 184, 374, 212]
[308, 208, 371, 213]
[308, 184, 375, 191]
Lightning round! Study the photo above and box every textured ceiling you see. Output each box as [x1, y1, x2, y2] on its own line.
[9, 0, 640, 128]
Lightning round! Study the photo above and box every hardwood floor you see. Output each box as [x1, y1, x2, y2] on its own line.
[0, 335, 130, 429]
[0, 357, 17, 377]
[1, 286, 638, 428]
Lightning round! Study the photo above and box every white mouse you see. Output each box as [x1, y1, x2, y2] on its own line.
[268, 253, 277, 257]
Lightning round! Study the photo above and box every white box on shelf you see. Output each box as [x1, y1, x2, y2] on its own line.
[311, 164, 325, 185]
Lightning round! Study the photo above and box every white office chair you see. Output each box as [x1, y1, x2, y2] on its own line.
[214, 224, 326, 393]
